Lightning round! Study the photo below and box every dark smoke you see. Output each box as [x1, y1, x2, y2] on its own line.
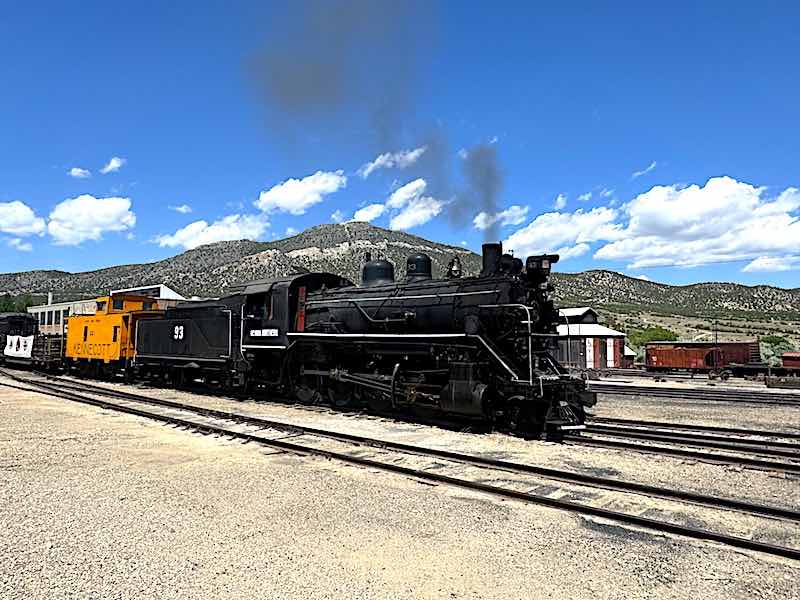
[459, 143, 503, 241]
[249, 0, 430, 149]
[249, 2, 505, 240]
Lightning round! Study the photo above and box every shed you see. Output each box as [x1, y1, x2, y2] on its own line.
[554, 321, 627, 370]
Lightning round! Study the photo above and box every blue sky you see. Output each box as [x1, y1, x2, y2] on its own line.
[1, 2, 799, 287]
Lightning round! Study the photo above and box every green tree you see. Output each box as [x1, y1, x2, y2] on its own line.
[760, 335, 795, 366]
[628, 325, 679, 349]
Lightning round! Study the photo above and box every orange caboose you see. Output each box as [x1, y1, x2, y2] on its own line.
[65, 294, 162, 378]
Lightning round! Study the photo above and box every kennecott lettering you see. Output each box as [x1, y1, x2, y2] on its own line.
[73, 342, 113, 357]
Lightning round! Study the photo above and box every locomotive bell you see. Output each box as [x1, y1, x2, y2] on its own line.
[362, 258, 395, 286]
[406, 253, 432, 282]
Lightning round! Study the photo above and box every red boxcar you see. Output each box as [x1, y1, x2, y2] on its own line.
[782, 353, 800, 369]
[645, 341, 761, 373]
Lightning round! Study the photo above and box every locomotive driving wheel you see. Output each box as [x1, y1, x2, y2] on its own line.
[294, 375, 323, 405]
[327, 381, 356, 408]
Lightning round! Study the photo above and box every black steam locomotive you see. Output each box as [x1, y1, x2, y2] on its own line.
[134, 243, 594, 436]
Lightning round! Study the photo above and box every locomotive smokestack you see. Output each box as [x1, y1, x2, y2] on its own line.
[481, 243, 502, 276]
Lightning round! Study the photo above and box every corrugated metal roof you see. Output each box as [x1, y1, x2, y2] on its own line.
[556, 323, 625, 337]
[624, 345, 637, 356]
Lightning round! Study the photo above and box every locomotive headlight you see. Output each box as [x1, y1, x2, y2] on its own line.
[541, 259, 550, 269]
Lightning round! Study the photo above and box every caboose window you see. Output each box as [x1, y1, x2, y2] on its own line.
[83, 326, 88, 342]
[112, 298, 124, 310]
[97, 301, 107, 312]
[112, 326, 119, 342]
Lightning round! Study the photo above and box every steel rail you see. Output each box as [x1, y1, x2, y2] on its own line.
[584, 424, 800, 456]
[4, 369, 800, 524]
[2, 372, 799, 561]
[587, 416, 800, 440]
[588, 382, 800, 406]
[11, 375, 798, 521]
[567, 435, 800, 475]
[54, 375, 800, 474]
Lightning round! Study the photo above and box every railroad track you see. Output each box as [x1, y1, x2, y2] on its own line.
[583, 423, 800, 458]
[2, 367, 799, 561]
[589, 416, 800, 440]
[588, 382, 800, 406]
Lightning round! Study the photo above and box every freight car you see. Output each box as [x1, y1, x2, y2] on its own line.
[645, 341, 761, 379]
[134, 243, 595, 436]
[0, 312, 37, 366]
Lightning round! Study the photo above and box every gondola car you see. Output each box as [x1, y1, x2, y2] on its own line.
[0, 312, 37, 366]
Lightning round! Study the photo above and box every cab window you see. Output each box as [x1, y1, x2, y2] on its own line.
[245, 293, 271, 319]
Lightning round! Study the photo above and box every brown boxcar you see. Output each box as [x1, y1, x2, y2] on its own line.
[645, 341, 760, 373]
[782, 352, 800, 369]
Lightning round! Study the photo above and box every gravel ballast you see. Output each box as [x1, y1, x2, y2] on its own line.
[1, 381, 798, 599]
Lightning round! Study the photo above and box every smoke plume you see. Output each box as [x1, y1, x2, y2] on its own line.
[249, 2, 505, 240]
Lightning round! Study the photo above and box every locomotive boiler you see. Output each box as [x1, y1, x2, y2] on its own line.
[291, 243, 594, 435]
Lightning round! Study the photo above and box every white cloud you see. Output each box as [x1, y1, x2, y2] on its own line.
[594, 177, 800, 268]
[358, 146, 427, 179]
[352, 203, 386, 222]
[631, 160, 657, 179]
[577, 192, 592, 202]
[389, 196, 443, 230]
[100, 156, 126, 174]
[155, 214, 269, 250]
[285, 226, 298, 236]
[503, 207, 623, 259]
[386, 178, 427, 209]
[48, 195, 136, 245]
[68, 167, 91, 179]
[7, 238, 33, 252]
[553, 193, 567, 210]
[0, 201, 46, 236]
[473, 205, 529, 230]
[460, 240, 468, 246]
[255, 170, 346, 215]
[742, 256, 800, 273]
[631, 273, 651, 281]
[330, 210, 345, 223]
[599, 188, 614, 198]
[169, 204, 192, 214]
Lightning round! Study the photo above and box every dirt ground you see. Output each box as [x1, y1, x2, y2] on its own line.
[1, 378, 799, 599]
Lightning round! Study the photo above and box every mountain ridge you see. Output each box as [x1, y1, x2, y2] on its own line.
[2, 222, 799, 319]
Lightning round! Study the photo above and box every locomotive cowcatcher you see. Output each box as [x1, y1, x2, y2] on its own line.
[133, 242, 595, 436]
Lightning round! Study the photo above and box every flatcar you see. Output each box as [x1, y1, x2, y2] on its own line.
[0, 312, 37, 366]
[134, 243, 595, 436]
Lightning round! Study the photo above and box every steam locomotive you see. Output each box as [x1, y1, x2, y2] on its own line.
[4, 242, 594, 437]
[133, 242, 595, 436]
